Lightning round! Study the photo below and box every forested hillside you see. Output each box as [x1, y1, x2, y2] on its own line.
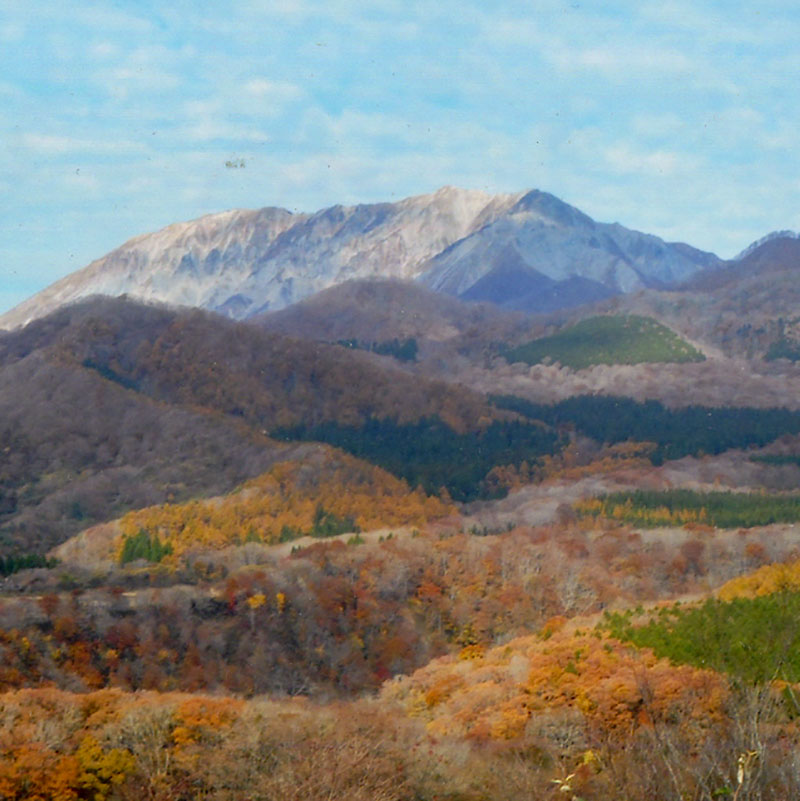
[502, 314, 705, 368]
[0, 354, 295, 554]
[274, 416, 562, 501]
[255, 277, 528, 354]
[7, 539, 800, 800]
[493, 393, 800, 462]
[6, 275, 800, 801]
[114, 449, 454, 560]
[23, 297, 492, 430]
[0, 297, 500, 554]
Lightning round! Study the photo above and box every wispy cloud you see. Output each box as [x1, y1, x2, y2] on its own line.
[604, 144, 699, 177]
[1, 0, 800, 311]
[243, 78, 305, 102]
[16, 133, 147, 155]
[545, 42, 693, 75]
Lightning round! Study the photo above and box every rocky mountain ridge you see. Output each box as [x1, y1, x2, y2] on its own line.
[0, 186, 720, 329]
[419, 189, 719, 305]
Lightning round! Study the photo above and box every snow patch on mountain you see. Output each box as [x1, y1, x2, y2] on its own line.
[0, 187, 523, 330]
[420, 190, 717, 298]
[0, 186, 720, 330]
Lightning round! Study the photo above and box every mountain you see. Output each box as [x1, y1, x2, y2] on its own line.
[458, 261, 618, 312]
[682, 233, 800, 293]
[0, 187, 520, 330]
[419, 190, 720, 311]
[255, 277, 529, 356]
[0, 295, 495, 553]
[733, 229, 800, 261]
[0, 187, 720, 330]
[601, 233, 800, 358]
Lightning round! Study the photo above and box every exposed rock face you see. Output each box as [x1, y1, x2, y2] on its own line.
[0, 186, 720, 329]
[418, 190, 720, 311]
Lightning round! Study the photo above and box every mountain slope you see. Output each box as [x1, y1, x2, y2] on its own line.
[0, 187, 520, 329]
[420, 190, 720, 309]
[255, 277, 528, 357]
[0, 295, 500, 553]
[42, 298, 492, 430]
[0, 187, 719, 330]
[603, 234, 800, 358]
[0, 351, 299, 554]
[733, 229, 800, 262]
[55, 448, 455, 568]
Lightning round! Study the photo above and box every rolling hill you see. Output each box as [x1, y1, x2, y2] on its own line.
[600, 233, 800, 359]
[502, 314, 705, 368]
[0, 295, 498, 554]
[254, 277, 530, 362]
[255, 277, 517, 342]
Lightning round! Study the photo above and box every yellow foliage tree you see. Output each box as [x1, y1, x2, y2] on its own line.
[75, 734, 136, 801]
[117, 449, 455, 560]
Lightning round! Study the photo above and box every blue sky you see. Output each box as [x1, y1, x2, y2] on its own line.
[1, 0, 799, 314]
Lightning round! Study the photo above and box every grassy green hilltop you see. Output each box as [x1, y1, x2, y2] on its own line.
[504, 314, 705, 369]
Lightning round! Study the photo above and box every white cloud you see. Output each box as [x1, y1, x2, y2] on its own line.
[604, 143, 697, 176]
[108, 65, 181, 94]
[177, 119, 270, 144]
[640, 1, 796, 47]
[71, 6, 154, 35]
[18, 134, 75, 154]
[16, 133, 147, 156]
[243, 78, 304, 102]
[62, 169, 102, 195]
[182, 99, 219, 118]
[88, 44, 190, 100]
[544, 41, 692, 75]
[0, 22, 24, 43]
[89, 41, 118, 59]
[631, 113, 686, 138]
[0, 80, 21, 97]
[698, 106, 797, 152]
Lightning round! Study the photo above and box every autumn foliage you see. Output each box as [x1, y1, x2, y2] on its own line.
[0, 688, 422, 801]
[717, 558, 800, 600]
[116, 448, 454, 559]
[384, 628, 728, 743]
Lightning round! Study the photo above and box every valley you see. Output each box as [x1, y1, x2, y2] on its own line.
[2, 190, 800, 799]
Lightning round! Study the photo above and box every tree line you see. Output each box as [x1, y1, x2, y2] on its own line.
[336, 337, 418, 362]
[492, 393, 800, 463]
[577, 488, 800, 529]
[273, 416, 563, 502]
[0, 552, 58, 577]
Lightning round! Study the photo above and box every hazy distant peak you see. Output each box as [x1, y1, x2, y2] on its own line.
[735, 230, 800, 261]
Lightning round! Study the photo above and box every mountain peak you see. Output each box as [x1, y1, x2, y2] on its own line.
[433, 184, 464, 196]
[0, 187, 719, 330]
[735, 230, 800, 261]
[510, 189, 595, 228]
